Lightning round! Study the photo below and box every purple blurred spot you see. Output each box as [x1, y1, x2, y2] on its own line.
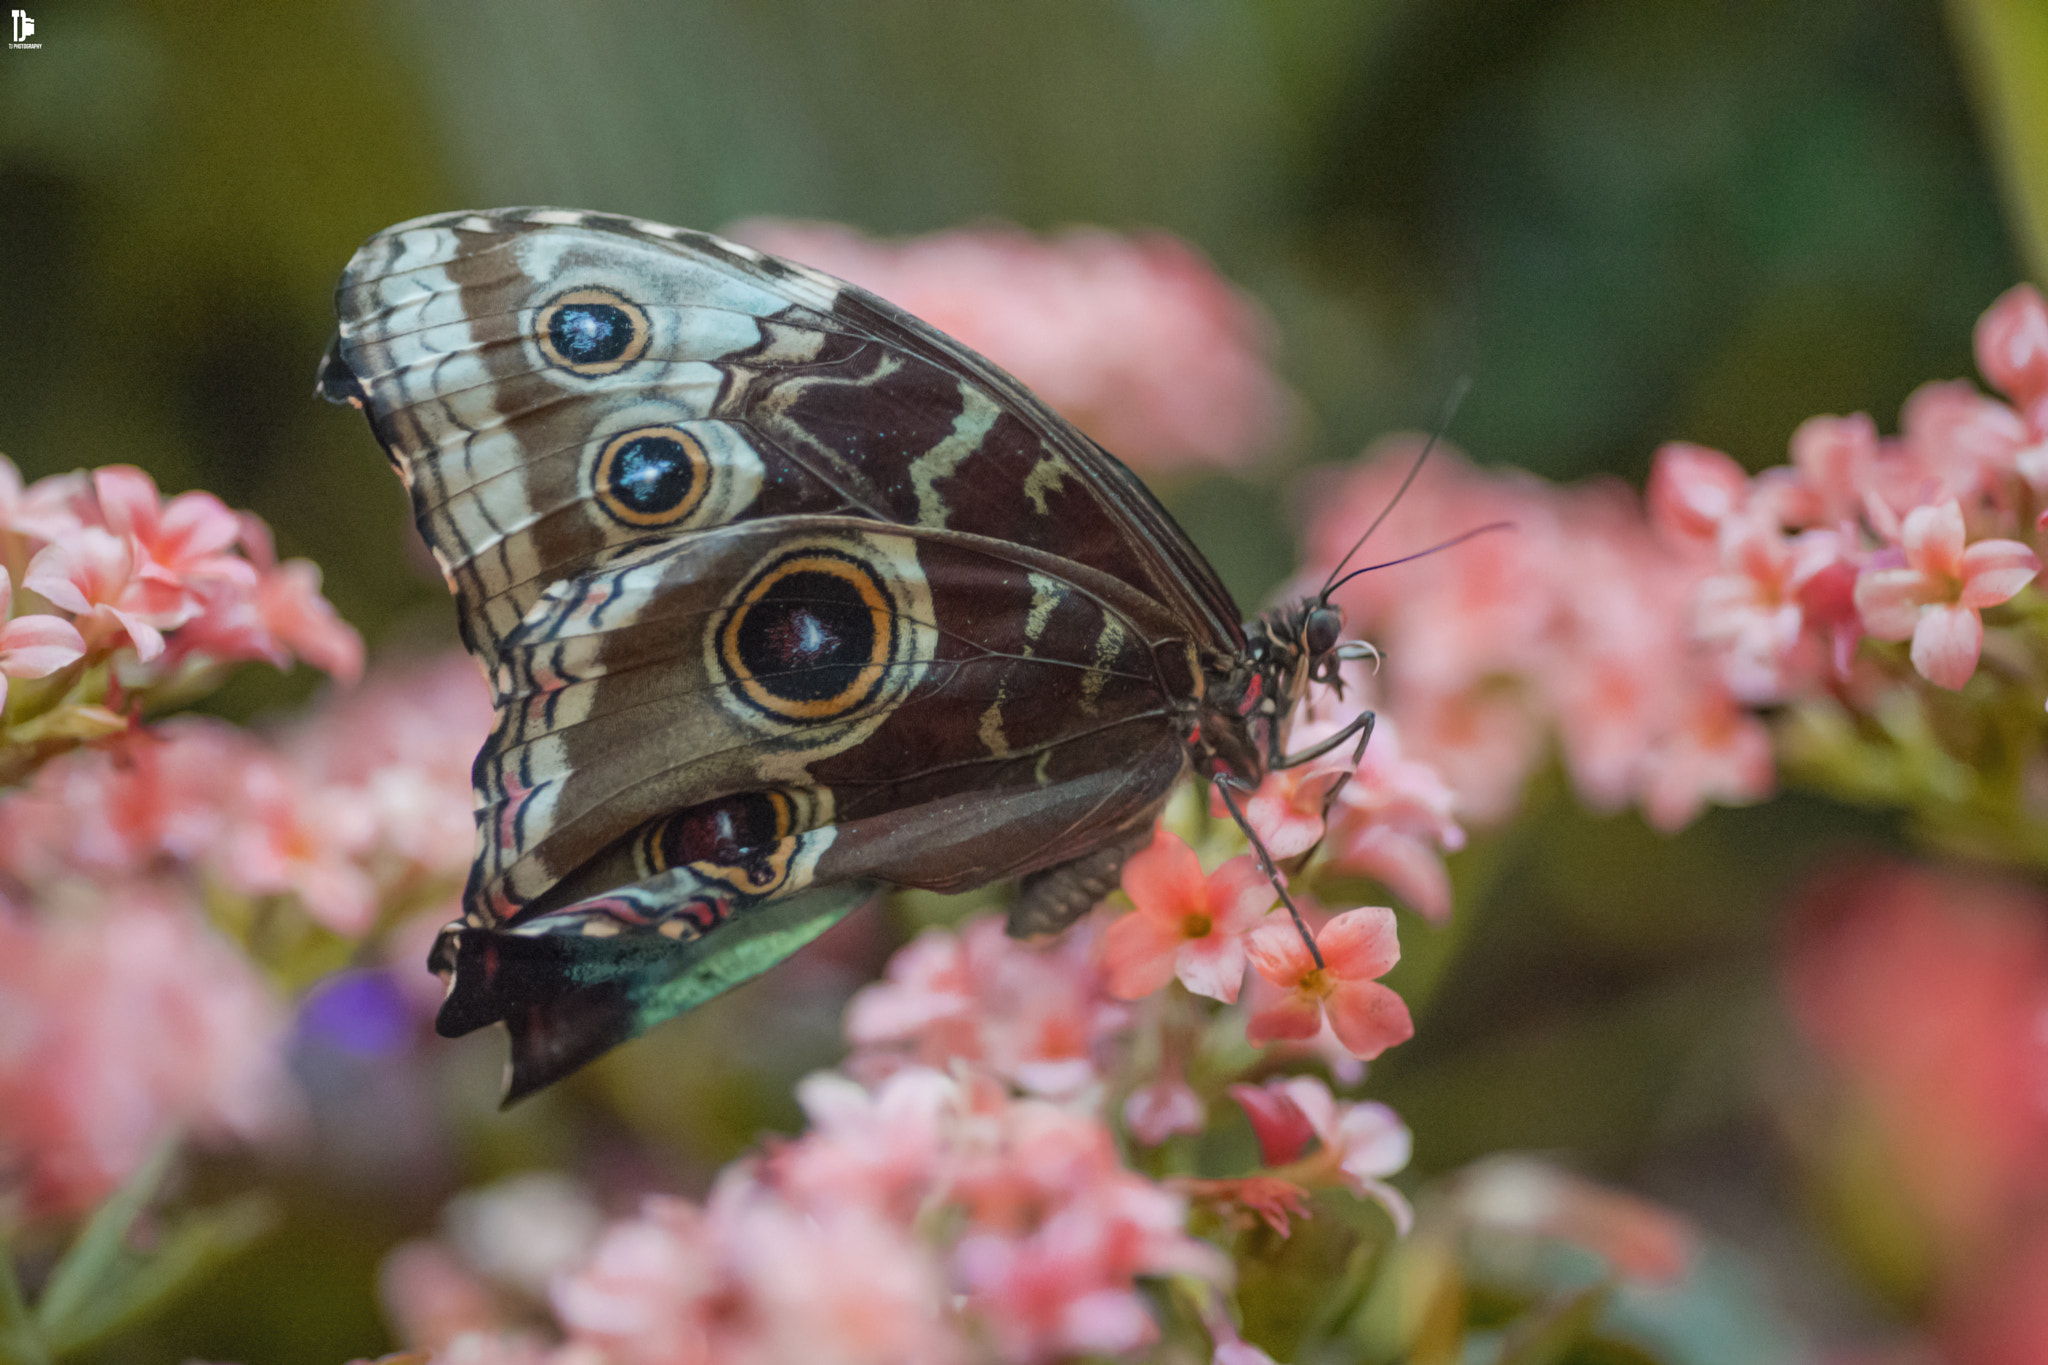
[298, 970, 414, 1057]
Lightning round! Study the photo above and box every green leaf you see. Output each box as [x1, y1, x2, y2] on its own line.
[42, 1195, 276, 1355]
[0, 1230, 54, 1365]
[1491, 1283, 1614, 1365]
[31, 1135, 177, 1341]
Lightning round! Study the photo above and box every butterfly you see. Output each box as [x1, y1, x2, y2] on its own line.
[318, 208, 1376, 1101]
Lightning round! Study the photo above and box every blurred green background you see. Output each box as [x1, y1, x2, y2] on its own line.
[0, 2, 2040, 1361]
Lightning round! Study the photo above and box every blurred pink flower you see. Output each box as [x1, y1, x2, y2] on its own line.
[0, 890, 298, 1220]
[1244, 906, 1412, 1059]
[1976, 283, 2048, 435]
[1451, 1157, 1694, 1285]
[844, 915, 1126, 1098]
[1852, 498, 2038, 689]
[726, 219, 1289, 472]
[1228, 1080, 1317, 1167]
[1647, 440, 1750, 549]
[0, 566, 86, 711]
[1101, 832, 1270, 1003]
[381, 1241, 511, 1355]
[1785, 860, 2048, 1255]
[554, 1189, 963, 1365]
[1122, 1076, 1207, 1145]
[1320, 715, 1463, 922]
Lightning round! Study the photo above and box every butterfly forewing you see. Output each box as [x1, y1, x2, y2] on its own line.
[322, 208, 1242, 1097]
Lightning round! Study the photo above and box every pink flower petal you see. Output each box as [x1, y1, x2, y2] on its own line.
[1100, 910, 1185, 1000]
[0, 614, 87, 676]
[1900, 500, 1966, 577]
[1338, 826, 1452, 923]
[1910, 603, 1984, 690]
[1324, 980, 1414, 1059]
[1229, 1082, 1316, 1166]
[108, 607, 165, 662]
[1975, 283, 2048, 406]
[1854, 567, 1936, 640]
[91, 466, 162, 538]
[1207, 855, 1277, 930]
[1174, 930, 1247, 1003]
[1245, 990, 1324, 1045]
[23, 544, 92, 614]
[1959, 538, 2041, 608]
[1120, 830, 1206, 922]
[1316, 906, 1401, 980]
[1244, 920, 1316, 987]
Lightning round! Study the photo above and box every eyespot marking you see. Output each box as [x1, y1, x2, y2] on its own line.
[593, 426, 708, 527]
[719, 549, 896, 721]
[536, 287, 650, 375]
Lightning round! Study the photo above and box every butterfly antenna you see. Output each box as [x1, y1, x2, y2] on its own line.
[1318, 375, 1473, 600]
[1323, 519, 1514, 598]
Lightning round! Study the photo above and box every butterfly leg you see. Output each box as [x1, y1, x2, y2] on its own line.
[1213, 776, 1327, 970]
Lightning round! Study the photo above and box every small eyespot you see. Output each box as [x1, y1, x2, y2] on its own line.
[1305, 606, 1343, 657]
[594, 426, 708, 527]
[536, 287, 650, 375]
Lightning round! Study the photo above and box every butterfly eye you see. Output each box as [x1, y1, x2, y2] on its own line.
[1304, 605, 1343, 657]
[537, 287, 651, 375]
[594, 427, 710, 527]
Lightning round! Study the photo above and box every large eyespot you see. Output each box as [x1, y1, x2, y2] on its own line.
[1305, 605, 1343, 657]
[718, 548, 899, 722]
[536, 287, 650, 375]
[593, 426, 709, 527]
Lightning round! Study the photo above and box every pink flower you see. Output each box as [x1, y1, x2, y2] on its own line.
[23, 527, 190, 661]
[0, 567, 85, 712]
[91, 465, 254, 598]
[1638, 684, 1773, 833]
[1270, 1076, 1413, 1232]
[0, 889, 299, 1219]
[1228, 1081, 1316, 1166]
[1321, 718, 1463, 922]
[1853, 498, 2039, 689]
[1101, 832, 1269, 1003]
[1788, 414, 1881, 526]
[1646, 441, 1749, 548]
[1785, 861, 2048, 1256]
[1244, 907, 1413, 1060]
[553, 1189, 963, 1365]
[728, 219, 1289, 472]
[1122, 1076, 1206, 1146]
[1899, 379, 2030, 505]
[845, 916, 1126, 1098]
[1975, 283, 2048, 432]
[1452, 1157, 1694, 1285]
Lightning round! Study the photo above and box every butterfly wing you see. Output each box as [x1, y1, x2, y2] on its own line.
[321, 208, 1237, 1094]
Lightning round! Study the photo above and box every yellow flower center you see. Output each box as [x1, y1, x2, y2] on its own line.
[1182, 912, 1213, 939]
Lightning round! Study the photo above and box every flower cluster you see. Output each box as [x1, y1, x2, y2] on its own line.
[0, 886, 299, 1222]
[0, 652, 489, 942]
[725, 220, 1291, 473]
[0, 459, 362, 781]
[0, 652, 490, 1219]
[1300, 284, 2048, 835]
